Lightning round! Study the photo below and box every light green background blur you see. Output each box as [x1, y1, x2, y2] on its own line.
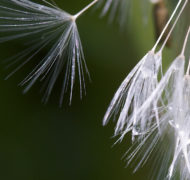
[0, 0, 175, 179]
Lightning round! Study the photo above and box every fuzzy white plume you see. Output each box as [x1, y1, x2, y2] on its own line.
[0, 0, 90, 105]
[103, 51, 162, 140]
[121, 55, 186, 139]
[123, 55, 187, 179]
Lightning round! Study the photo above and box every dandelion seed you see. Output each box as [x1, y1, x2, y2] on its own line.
[103, 50, 162, 140]
[0, 0, 98, 105]
[103, 0, 185, 138]
[104, 0, 190, 179]
[130, 25, 190, 179]
[166, 27, 190, 180]
[122, 47, 187, 180]
[121, 0, 190, 141]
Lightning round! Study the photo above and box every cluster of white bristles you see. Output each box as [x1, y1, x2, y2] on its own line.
[103, 0, 190, 179]
[0, 0, 153, 105]
[0, 0, 102, 105]
[0, 0, 190, 179]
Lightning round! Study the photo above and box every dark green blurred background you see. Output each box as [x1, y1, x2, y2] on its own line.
[0, 0, 174, 179]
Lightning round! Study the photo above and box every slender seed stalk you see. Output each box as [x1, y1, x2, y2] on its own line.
[160, 0, 188, 52]
[72, 0, 98, 21]
[181, 26, 190, 56]
[152, 0, 183, 52]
